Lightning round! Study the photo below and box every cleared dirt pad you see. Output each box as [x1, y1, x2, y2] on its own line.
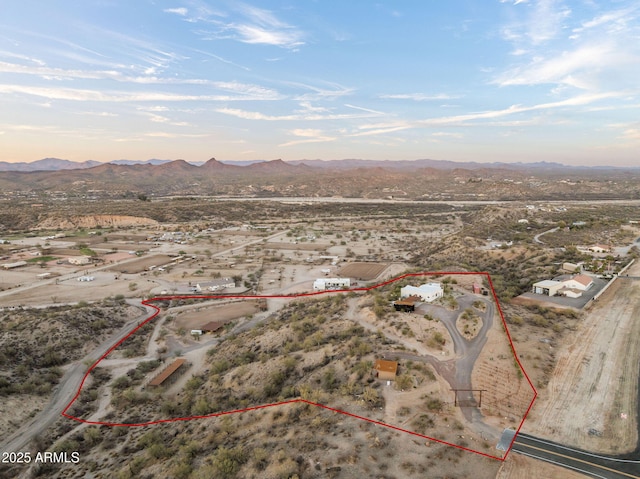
[523, 264, 640, 454]
[338, 262, 388, 280]
[107, 254, 173, 273]
[497, 453, 589, 479]
[174, 301, 260, 330]
[265, 241, 329, 251]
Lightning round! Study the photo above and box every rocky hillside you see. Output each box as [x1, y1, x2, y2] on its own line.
[35, 215, 158, 230]
[1, 158, 639, 200]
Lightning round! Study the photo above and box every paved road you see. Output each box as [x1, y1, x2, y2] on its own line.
[0, 300, 156, 453]
[512, 433, 640, 479]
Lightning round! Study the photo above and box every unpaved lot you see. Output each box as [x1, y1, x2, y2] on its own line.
[522, 263, 640, 454]
[497, 452, 589, 479]
[174, 301, 260, 330]
[107, 254, 174, 273]
[338, 262, 388, 280]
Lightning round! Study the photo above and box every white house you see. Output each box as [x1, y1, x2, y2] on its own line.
[400, 283, 443, 302]
[313, 278, 351, 291]
[561, 274, 593, 291]
[532, 274, 594, 297]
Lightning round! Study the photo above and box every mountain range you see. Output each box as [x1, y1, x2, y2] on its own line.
[0, 157, 576, 172]
[1, 157, 639, 201]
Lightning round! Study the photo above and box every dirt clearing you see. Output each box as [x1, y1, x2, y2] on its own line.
[497, 453, 589, 479]
[107, 254, 173, 273]
[338, 262, 388, 280]
[522, 264, 640, 454]
[174, 301, 260, 330]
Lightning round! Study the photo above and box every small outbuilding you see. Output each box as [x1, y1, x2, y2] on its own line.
[375, 359, 398, 381]
[147, 358, 187, 388]
[2, 261, 27, 270]
[68, 255, 92, 265]
[393, 296, 420, 312]
[562, 262, 581, 273]
[201, 321, 226, 333]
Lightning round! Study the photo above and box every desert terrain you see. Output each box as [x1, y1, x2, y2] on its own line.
[522, 260, 640, 453]
[0, 191, 639, 479]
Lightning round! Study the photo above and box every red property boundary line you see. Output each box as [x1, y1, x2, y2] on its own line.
[61, 271, 537, 461]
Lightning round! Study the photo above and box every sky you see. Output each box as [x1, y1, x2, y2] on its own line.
[0, 0, 639, 166]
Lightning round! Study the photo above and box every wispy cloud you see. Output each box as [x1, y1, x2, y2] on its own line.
[348, 125, 412, 137]
[0, 50, 46, 65]
[286, 80, 354, 101]
[231, 3, 304, 47]
[621, 128, 640, 141]
[0, 60, 276, 97]
[572, 5, 640, 37]
[347, 121, 413, 137]
[77, 111, 119, 117]
[181, 1, 305, 48]
[432, 132, 464, 138]
[0, 84, 279, 103]
[144, 131, 208, 138]
[191, 48, 251, 71]
[493, 43, 622, 89]
[500, 0, 571, 45]
[528, 0, 572, 45]
[279, 128, 336, 147]
[145, 113, 190, 127]
[215, 107, 382, 122]
[418, 91, 626, 126]
[496, 1, 640, 93]
[379, 93, 461, 101]
[164, 7, 188, 16]
[344, 104, 385, 115]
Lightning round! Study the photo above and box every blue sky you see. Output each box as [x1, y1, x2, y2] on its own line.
[0, 0, 639, 166]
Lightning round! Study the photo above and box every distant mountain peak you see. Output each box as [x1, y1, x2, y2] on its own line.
[246, 159, 312, 173]
[0, 158, 102, 172]
[201, 158, 241, 170]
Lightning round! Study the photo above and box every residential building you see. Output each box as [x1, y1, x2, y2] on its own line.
[400, 282, 443, 302]
[313, 278, 351, 290]
[562, 274, 593, 291]
[532, 274, 595, 297]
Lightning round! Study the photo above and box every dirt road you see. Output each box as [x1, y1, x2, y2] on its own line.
[522, 265, 640, 454]
[0, 300, 156, 454]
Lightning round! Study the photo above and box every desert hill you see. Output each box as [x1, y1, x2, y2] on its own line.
[0, 158, 639, 201]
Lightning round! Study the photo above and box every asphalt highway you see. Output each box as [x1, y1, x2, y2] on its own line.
[512, 433, 640, 479]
